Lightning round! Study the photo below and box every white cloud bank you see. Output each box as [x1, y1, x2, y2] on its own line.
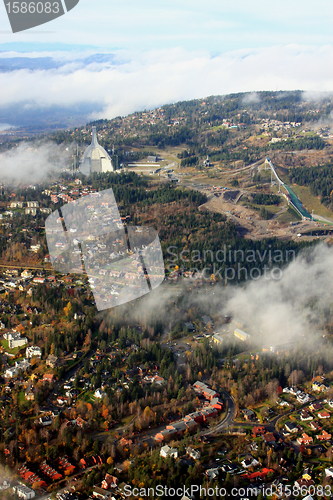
[0, 141, 72, 184]
[1, 44, 333, 120]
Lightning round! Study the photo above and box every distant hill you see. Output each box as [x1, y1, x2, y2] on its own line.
[47, 90, 333, 169]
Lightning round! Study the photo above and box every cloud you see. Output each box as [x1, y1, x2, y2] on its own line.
[0, 123, 16, 131]
[109, 243, 332, 353]
[0, 44, 333, 122]
[223, 243, 333, 347]
[0, 141, 72, 184]
[241, 92, 261, 104]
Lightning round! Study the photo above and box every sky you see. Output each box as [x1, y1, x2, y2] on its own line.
[0, 0, 333, 121]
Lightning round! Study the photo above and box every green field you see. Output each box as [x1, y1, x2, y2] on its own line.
[292, 184, 333, 219]
[0, 339, 21, 356]
[276, 207, 302, 223]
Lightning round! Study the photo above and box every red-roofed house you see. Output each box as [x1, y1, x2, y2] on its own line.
[297, 433, 313, 446]
[318, 430, 331, 441]
[242, 468, 274, 480]
[252, 426, 266, 437]
[101, 474, 118, 490]
[318, 411, 330, 419]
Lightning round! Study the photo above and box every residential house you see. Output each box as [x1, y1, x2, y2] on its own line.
[205, 468, 220, 480]
[242, 409, 256, 421]
[210, 397, 223, 410]
[5, 366, 19, 379]
[92, 486, 112, 500]
[294, 478, 314, 489]
[21, 270, 33, 279]
[25, 208, 37, 216]
[26, 346, 42, 359]
[285, 422, 298, 433]
[193, 381, 219, 400]
[25, 386, 35, 401]
[10, 201, 24, 209]
[94, 388, 106, 399]
[154, 428, 177, 442]
[160, 445, 178, 459]
[262, 433, 276, 444]
[57, 396, 69, 406]
[151, 375, 166, 385]
[309, 421, 322, 431]
[5, 359, 29, 378]
[13, 484, 36, 499]
[312, 381, 328, 392]
[252, 426, 266, 437]
[318, 410, 330, 419]
[43, 373, 55, 383]
[186, 447, 201, 460]
[297, 392, 310, 404]
[7, 331, 28, 349]
[32, 276, 45, 283]
[317, 430, 331, 441]
[46, 354, 59, 368]
[300, 410, 313, 421]
[26, 201, 39, 208]
[309, 402, 322, 412]
[241, 456, 260, 469]
[101, 474, 118, 490]
[39, 416, 53, 427]
[297, 433, 313, 446]
[167, 421, 187, 434]
[325, 467, 333, 478]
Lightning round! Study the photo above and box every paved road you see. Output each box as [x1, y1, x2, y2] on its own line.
[203, 389, 236, 436]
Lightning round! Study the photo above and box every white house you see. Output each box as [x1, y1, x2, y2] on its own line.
[5, 359, 29, 378]
[325, 467, 333, 478]
[26, 346, 42, 359]
[5, 366, 19, 378]
[160, 445, 178, 459]
[241, 456, 260, 469]
[10, 201, 24, 209]
[205, 467, 219, 480]
[6, 331, 28, 349]
[94, 389, 106, 399]
[0, 480, 10, 491]
[26, 201, 39, 208]
[21, 270, 33, 279]
[13, 484, 36, 499]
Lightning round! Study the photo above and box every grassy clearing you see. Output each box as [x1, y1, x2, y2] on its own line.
[276, 207, 301, 223]
[0, 339, 21, 356]
[291, 185, 333, 218]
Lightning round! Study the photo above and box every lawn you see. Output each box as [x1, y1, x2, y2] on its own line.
[276, 207, 301, 223]
[291, 184, 333, 219]
[17, 390, 26, 406]
[0, 339, 21, 356]
[78, 391, 95, 404]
